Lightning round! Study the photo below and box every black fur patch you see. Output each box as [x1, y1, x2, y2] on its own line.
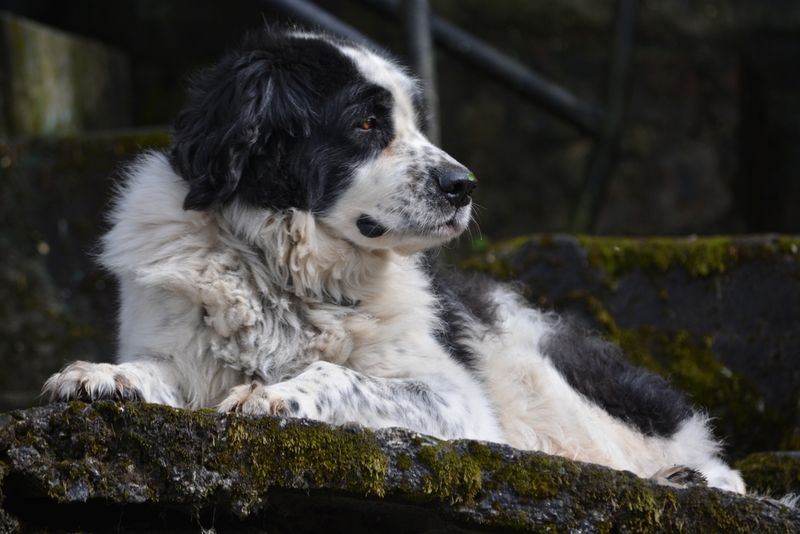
[424, 261, 501, 369]
[169, 27, 397, 214]
[541, 322, 694, 437]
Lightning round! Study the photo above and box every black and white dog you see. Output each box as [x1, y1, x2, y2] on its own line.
[44, 28, 744, 494]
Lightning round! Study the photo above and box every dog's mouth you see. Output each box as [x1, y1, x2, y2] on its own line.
[356, 206, 470, 241]
[356, 214, 388, 238]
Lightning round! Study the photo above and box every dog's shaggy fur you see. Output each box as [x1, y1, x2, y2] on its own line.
[44, 28, 745, 494]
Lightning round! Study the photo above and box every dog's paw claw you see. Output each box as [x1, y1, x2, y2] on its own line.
[651, 465, 708, 489]
[217, 383, 296, 416]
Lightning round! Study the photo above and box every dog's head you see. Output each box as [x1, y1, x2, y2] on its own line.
[169, 28, 476, 254]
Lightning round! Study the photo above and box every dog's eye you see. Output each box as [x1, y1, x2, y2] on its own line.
[358, 117, 376, 131]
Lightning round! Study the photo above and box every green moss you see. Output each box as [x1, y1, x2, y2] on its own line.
[417, 444, 483, 503]
[575, 235, 800, 284]
[411, 439, 576, 506]
[465, 441, 503, 471]
[395, 453, 413, 471]
[470, 236, 492, 253]
[493, 452, 576, 499]
[216, 414, 388, 499]
[411, 439, 574, 507]
[30, 402, 388, 507]
[780, 429, 800, 451]
[776, 238, 800, 256]
[737, 453, 800, 495]
[413, 441, 582, 525]
[129, 402, 389, 498]
[577, 235, 739, 281]
[4, 403, 800, 531]
[413, 441, 587, 529]
[461, 234, 785, 285]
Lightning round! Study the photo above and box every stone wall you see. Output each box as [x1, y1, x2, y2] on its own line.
[0, 12, 131, 136]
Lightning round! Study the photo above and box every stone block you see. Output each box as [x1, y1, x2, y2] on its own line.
[738, 452, 800, 496]
[0, 12, 131, 136]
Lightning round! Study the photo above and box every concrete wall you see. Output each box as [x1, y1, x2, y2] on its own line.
[0, 12, 131, 136]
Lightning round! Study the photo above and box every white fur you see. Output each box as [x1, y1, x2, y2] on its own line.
[43, 34, 746, 496]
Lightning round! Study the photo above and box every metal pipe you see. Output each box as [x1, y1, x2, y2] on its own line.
[403, 0, 440, 144]
[570, 0, 641, 233]
[360, 0, 604, 136]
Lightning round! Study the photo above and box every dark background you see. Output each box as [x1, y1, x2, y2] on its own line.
[2, 0, 799, 242]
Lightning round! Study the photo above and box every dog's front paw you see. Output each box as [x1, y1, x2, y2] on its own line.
[217, 382, 311, 417]
[43, 361, 144, 402]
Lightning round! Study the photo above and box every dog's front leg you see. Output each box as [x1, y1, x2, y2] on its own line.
[217, 361, 505, 443]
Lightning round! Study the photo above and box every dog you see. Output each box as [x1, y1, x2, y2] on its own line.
[43, 27, 745, 494]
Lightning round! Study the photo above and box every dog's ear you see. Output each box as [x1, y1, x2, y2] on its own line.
[170, 33, 320, 211]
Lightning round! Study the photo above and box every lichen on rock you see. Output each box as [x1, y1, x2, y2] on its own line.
[0, 402, 799, 533]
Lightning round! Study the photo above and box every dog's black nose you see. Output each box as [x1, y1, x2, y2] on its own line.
[437, 167, 477, 208]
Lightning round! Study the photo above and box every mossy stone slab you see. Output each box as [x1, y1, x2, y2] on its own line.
[0, 403, 798, 533]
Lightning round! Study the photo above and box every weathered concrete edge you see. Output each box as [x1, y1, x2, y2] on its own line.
[0, 402, 798, 533]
